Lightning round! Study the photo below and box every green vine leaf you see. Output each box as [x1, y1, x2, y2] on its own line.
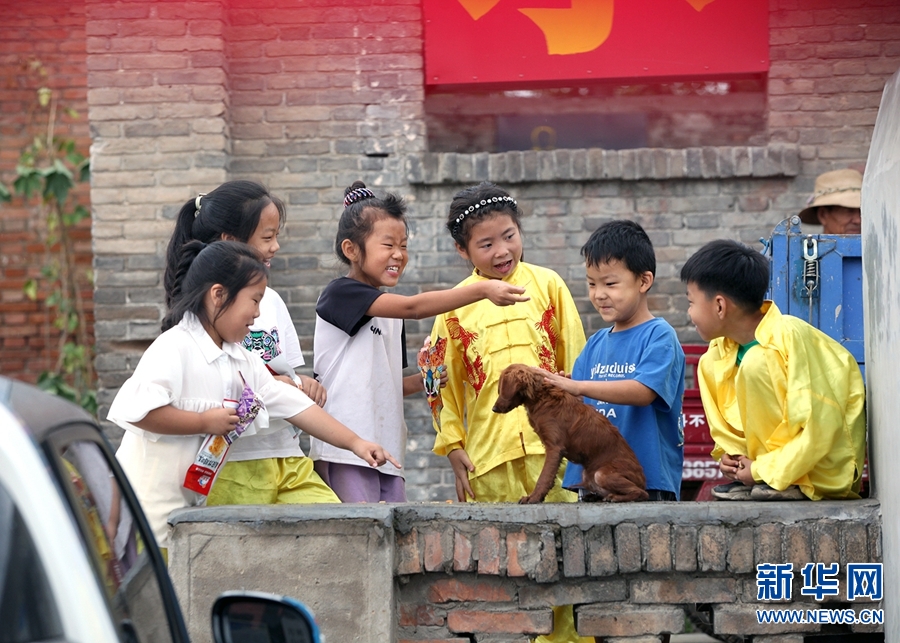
[13, 169, 42, 200]
[23, 279, 38, 301]
[0, 183, 10, 202]
[43, 159, 74, 205]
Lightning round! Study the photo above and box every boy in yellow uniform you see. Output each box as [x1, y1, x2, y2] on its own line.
[680, 239, 866, 501]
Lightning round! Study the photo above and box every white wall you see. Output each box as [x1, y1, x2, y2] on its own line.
[862, 67, 900, 638]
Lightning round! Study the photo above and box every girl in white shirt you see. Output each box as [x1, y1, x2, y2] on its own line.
[163, 181, 339, 506]
[109, 240, 397, 548]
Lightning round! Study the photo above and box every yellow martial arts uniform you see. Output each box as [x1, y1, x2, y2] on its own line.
[431, 261, 589, 643]
[698, 301, 866, 500]
[431, 261, 586, 478]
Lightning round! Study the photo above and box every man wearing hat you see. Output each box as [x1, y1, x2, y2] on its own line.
[798, 168, 863, 235]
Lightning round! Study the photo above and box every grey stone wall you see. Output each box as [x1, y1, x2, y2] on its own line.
[85, 0, 900, 501]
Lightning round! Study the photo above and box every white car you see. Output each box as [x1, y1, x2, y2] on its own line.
[0, 375, 321, 643]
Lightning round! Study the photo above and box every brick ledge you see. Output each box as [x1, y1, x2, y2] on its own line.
[171, 497, 880, 529]
[405, 145, 800, 185]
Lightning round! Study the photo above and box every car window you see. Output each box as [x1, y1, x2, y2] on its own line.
[60, 439, 175, 643]
[0, 481, 63, 643]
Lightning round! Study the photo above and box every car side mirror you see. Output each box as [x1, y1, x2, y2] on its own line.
[211, 591, 321, 643]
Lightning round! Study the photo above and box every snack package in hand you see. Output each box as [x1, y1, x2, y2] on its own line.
[417, 336, 447, 423]
[183, 372, 264, 495]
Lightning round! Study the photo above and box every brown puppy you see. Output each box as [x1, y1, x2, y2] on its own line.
[492, 363, 649, 504]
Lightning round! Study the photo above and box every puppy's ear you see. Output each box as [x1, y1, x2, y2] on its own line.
[512, 365, 536, 399]
[498, 368, 512, 397]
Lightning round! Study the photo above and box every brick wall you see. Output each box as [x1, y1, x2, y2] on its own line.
[0, 0, 92, 381]
[85, 0, 229, 398]
[396, 503, 881, 641]
[81, 0, 900, 498]
[168, 500, 884, 642]
[394, 502, 883, 640]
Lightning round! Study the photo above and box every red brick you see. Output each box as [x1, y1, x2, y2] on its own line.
[561, 526, 585, 577]
[631, 578, 738, 604]
[615, 523, 641, 573]
[699, 525, 727, 572]
[814, 521, 841, 565]
[396, 528, 421, 575]
[643, 523, 672, 572]
[587, 525, 617, 576]
[673, 525, 698, 572]
[506, 530, 528, 577]
[784, 523, 812, 569]
[423, 527, 452, 573]
[398, 604, 445, 627]
[447, 610, 552, 636]
[427, 578, 515, 604]
[534, 529, 559, 583]
[453, 531, 474, 572]
[477, 526, 501, 575]
[841, 522, 869, 566]
[576, 605, 685, 637]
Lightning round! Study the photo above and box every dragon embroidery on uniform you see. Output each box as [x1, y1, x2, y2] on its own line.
[534, 303, 558, 372]
[446, 316, 487, 397]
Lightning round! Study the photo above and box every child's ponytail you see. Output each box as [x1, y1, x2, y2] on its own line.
[165, 198, 202, 308]
[162, 240, 268, 332]
[335, 180, 407, 266]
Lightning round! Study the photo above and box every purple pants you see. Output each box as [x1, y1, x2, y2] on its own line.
[313, 461, 406, 503]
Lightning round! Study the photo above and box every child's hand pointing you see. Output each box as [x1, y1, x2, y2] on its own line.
[352, 438, 401, 469]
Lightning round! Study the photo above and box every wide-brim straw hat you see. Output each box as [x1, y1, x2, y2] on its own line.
[798, 168, 863, 224]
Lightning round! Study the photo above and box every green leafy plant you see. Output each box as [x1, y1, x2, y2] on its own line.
[1, 61, 95, 414]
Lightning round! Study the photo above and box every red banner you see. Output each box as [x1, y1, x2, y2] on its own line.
[424, 0, 769, 87]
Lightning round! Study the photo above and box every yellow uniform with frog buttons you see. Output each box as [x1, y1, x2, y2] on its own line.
[699, 301, 867, 500]
[431, 261, 590, 643]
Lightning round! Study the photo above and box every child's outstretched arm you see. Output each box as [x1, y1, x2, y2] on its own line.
[133, 405, 239, 436]
[542, 371, 657, 406]
[285, 405, 401, 469]
[368, 280, 529, 320]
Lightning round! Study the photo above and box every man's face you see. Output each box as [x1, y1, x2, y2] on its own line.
[818, 206, 861, 235]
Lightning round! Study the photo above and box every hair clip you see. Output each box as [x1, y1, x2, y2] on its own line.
[451, 195, 517, 232]
[194, 193, 207, 219]
[344, 187, 376, 208]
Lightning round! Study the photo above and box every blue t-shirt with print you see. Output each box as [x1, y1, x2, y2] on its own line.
[561, 317, 686, 499]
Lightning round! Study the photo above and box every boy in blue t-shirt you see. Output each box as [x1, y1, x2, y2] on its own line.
[542, 220, 685, 500]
